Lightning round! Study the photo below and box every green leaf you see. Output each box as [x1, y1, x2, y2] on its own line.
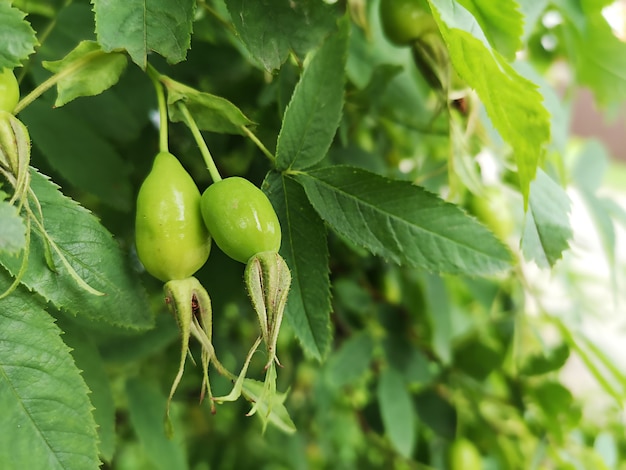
[556, 1, 626, 105]
[42, 41, 128, 107]
[423, 273, 453, 364]
[514, 61, 570, 153]
[428, 0, 550, 205]
[65, 70, 152, 146]
[295, 166, 513, 275]
[414, 388, 456, 439]
[92, 0, 195, 68]
[456, 0, 523, 60]
[522, 343, 570, 376]
[521, 169, 572, 268]
[224, 0, 339, 72]
[126, 378, 188, 470]
[0, 169, 153, 330]
[276, 18, 348, 171]
[20, 99, 133, 211]
[570, 140, 609, 193]
[378, 367, 416, 459]
[453, 336, 503, 381]
[163, 75, 254, 135]
[529, 381, 579, 438]
[348, 8, 432, 129]
[264, 172, 332, 360]
[383, 329, 438, 386]
[350, 63, 404, 110]
[0, 191, 26, 255]
[0, 284, 99, 469]
[333, 277, 375, 315]
[59, 319, 116, 462]
[326, 332, 374, 388]
[0, 2, 37, 69]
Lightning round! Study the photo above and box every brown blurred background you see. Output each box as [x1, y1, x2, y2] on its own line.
[571, 88, 626, 162]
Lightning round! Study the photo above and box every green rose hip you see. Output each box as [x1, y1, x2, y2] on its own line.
[135, 151, 211, 282]
[379, 0, 437, 46]
[200, 177, 281, 263]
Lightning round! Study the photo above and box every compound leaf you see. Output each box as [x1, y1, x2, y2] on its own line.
[295, 166, 513, 275]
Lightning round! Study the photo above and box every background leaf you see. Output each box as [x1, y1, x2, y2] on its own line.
[265, 172, 332, 360]
[556, 1, 626, 106]
[414, 388, 456, 439]
[0, 169, 153, 330]
[522, 343, 570, 376]
[276, 18, 348, 171]
[97, 313, 179, 364]
[0, 283, 99, 469]
[295, 166, 513, 275]
[522, 169, 572, 267]
[378, 367, 416, 458]
[126, 378, 188, 470]
[423, 273, 453, 364]
[20, 99, 133, 211]
[62, 67, 153, 145]
[0, 2, 37, 69]
[325, 332, 374, 388]
[59, 318, 116, 462]
[429, 0, 550, 205]
[224, 0, 339, 72]
[42, 41, 128, 107]
[92, 0, 195, 68]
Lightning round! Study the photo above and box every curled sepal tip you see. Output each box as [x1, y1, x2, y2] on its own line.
[244, 251, 291, 370]
[241, 371, 296, 435]
[163, 276, 216, 428]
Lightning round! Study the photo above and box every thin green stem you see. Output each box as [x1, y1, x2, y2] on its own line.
[197, 0, 237, 35]
[26, 191, 104, 296]
[178, 102, 222, 183]
[240, 125, 276, 163]
[147, 64, 169, 153]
